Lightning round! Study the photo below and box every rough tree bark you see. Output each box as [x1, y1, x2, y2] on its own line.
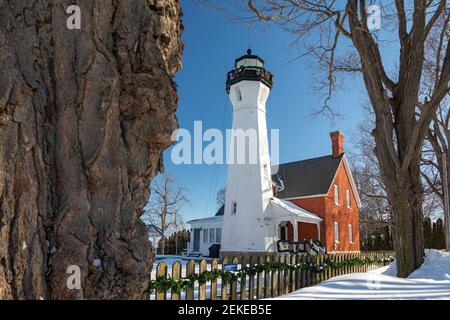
[0, 0, 183, 299]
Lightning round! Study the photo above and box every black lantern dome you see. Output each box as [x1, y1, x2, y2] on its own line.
[226, 49, 273, 93]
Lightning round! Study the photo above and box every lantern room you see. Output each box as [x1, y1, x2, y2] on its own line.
[226, 49, 273, 93]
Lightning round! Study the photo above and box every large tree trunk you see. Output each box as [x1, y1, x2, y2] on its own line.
[373, 126, 425, 277]
[347, 1, 428, 277]
[0, 0, 183, 299]
[443, 149, 450, 251]
[388, 162, 424, 277]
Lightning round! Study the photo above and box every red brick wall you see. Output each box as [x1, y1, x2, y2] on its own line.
[289, 159, 360, 252]
[290, 197, 326, 243]
[297, 222, 319, 241]
[330, 131, 345, 158]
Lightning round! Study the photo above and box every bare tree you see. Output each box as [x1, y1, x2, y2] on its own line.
[421, 13, 450, 250]
[349, 112, 392, 239]
[0, 1, 182, 299]
[216, 186, 226, 208]
[239, 0, 450, 277]
[352, 107, 443, 241]
[142, 174, 189, 255]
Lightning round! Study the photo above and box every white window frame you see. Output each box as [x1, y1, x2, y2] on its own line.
[334, 184, 339, 205]
[348, 224, 353, 243]
[215, 228, 222, 243]
[209, 229, 215, 243]
[334, 222, 340, 243]
[346, 189, 351, 208]
[203, 229, 208, 243]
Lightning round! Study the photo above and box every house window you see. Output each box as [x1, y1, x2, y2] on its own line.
[203, 229, 208, 243]
[209, 229, 215, 243]
[334, 222, 340, 243]
[216, 228, 222, 243]
[346, 189, 351, 208]
[349, 224, 353, 243]
[231, 201, 237, 214]
[334, 185, 339, 205]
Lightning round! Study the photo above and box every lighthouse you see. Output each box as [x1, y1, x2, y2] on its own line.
[187, 51, 345, 258]
[221, 50, 276, 256]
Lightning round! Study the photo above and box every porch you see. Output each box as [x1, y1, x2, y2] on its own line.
[269, 197, 322, 241]
[278, 221, 321, 242]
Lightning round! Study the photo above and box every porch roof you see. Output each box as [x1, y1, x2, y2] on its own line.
[187, 215, 223, 224]
[269, 197, 323, 224]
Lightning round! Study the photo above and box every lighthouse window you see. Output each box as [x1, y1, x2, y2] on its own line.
[263, 164, 269, 178]
[231, 201, 237, 214]
[235, 87, 242, 101]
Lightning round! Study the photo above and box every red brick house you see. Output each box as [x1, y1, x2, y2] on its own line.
[272, 131, 361, 252]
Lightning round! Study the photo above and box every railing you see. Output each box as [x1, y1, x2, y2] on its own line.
[226, 66, 273, 93]
[277, 239, 326, 255]
[148, 251, 395, 300]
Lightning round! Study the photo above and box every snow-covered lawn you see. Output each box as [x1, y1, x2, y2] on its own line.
[272, 250, 450, 300]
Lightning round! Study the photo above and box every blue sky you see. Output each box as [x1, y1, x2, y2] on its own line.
[153, 1, 390, 223]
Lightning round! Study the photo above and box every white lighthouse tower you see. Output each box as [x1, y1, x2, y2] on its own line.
[220, 50, 322, 257]
[221, 50, 276, 256]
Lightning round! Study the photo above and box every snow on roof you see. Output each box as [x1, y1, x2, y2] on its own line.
[269, 197, 323, 223]
[187, 215, 223, 224]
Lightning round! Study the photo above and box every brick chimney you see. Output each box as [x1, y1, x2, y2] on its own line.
[330, 131, 344, 158]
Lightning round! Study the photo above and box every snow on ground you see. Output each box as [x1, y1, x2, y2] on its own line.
[272, 250, 450, 300]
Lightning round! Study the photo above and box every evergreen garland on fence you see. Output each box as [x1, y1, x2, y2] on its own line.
[149, 255, 395, 294]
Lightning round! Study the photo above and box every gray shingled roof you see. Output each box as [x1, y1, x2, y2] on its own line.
[272, 154, 344, 199]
